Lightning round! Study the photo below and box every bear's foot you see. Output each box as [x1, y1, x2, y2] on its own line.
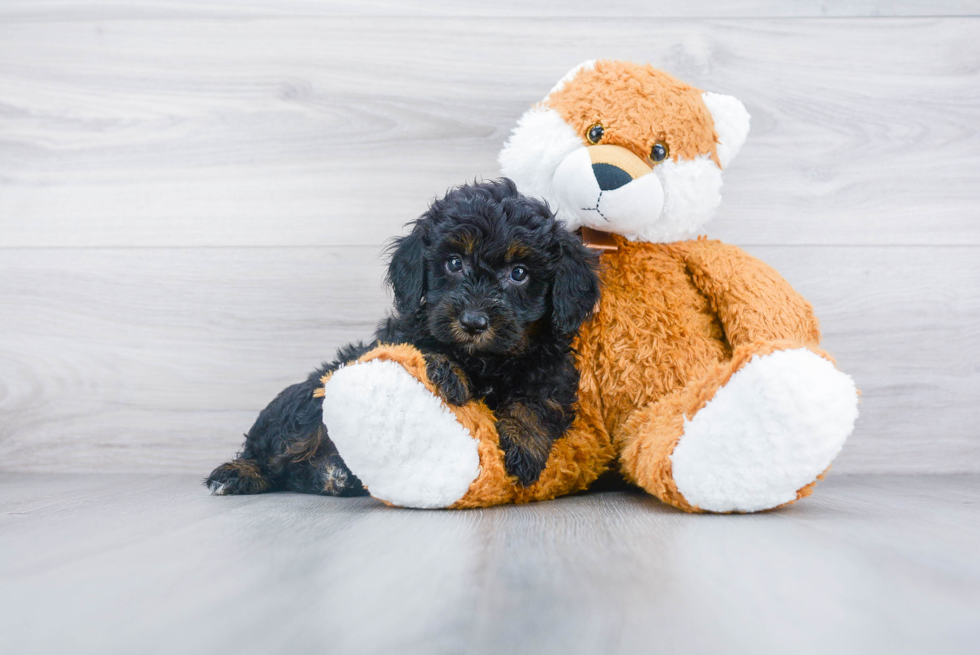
[669, 348, 859, 512]
[320, 358, 481, 509]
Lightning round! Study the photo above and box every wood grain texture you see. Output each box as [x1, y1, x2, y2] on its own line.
[0, 245, 976, 474]
[1, 473, 978, 655]
[3, 1, 979, 20]
[2, 17, 980, 247]
[0, 247, 390, 472]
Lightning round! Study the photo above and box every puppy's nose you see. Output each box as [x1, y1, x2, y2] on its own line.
[592, 163, 633, 191]
[459, 311, 490, 334]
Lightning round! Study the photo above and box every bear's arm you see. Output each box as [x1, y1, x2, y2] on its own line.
[682, 240, 821, 347]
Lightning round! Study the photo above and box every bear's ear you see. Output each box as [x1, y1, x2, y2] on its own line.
[701, 92, 751, 168]
[547, 59, 597, 97]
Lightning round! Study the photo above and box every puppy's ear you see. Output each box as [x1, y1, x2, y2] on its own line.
[550, 229, 600, 337]
[386, 221, 429, 315]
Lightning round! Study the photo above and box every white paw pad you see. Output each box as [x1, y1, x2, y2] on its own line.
[671, 349, 859, 512]
[320, 359, 480, 509]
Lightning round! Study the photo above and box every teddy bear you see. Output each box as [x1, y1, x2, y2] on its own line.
[317, 60, 859, 513]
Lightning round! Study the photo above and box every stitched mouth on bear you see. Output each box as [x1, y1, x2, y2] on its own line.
[552, 146, 668, 237]
[580, 190, 609, 221]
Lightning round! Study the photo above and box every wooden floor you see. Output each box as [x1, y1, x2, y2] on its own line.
[1, 473, 977, 654]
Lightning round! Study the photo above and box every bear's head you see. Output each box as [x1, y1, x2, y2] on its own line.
[499, 60, 750, 243]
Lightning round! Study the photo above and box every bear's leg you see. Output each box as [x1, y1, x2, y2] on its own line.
[319, 344, 612, 508]
[616, 341, 859, 513]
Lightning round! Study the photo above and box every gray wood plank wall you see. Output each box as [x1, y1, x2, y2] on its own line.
[2, 2, 978, 474]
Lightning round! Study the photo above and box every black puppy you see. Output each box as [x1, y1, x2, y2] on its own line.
[206, 178, 600, 496]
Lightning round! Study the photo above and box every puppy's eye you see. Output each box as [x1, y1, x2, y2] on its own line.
[650, 141, 669, 163]
[446, 255, 463, 273]
[510, 266, 529, 284]
[586, 123, 604, 144]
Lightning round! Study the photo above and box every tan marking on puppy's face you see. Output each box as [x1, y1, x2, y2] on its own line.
[546, 60, 720, 166]
[446, 233, 476, 255]
[506, 241, 532, 261]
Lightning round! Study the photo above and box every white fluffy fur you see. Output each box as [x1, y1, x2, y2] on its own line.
[701, 92, 751, 169]
[638, 154, 723, 242]
[592, 173, 666, 238]
[670, 349, 859, 513]
[320, 359, 480, 509]
[498, 105, 586, 222]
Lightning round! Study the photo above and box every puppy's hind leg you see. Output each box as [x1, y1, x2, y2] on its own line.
[205, 341, 376, 498]
[280, 450, 368, 497]
[204, 377, 321, 497]
[206, 457, 272, 495]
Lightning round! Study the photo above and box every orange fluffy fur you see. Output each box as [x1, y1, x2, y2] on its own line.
[547, 61, 720, 166]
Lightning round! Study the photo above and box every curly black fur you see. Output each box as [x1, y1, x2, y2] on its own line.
[206, 178, 600, 495]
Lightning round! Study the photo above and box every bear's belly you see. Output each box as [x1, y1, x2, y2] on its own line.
[574, 244, 729, 437]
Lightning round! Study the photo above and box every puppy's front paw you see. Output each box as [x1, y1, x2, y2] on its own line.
[424, 353, 471, 406]
[497, 413, 553, 487]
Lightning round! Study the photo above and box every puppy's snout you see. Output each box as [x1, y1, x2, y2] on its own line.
[459, 310, 490, 334]
[592, 163, 632, 191]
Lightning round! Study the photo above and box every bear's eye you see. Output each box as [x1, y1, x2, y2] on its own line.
[586, 123, 604, 144]
[650, 141, 669, 163]
[446, 255, 463, 273]
[509, 265, 529, 284]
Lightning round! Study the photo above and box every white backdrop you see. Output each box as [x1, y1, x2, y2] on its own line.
[1, 1, 978, 474]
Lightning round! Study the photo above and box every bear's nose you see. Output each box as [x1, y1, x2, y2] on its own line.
[592, 163, 633, 191]
[459, 311, 490, 334]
